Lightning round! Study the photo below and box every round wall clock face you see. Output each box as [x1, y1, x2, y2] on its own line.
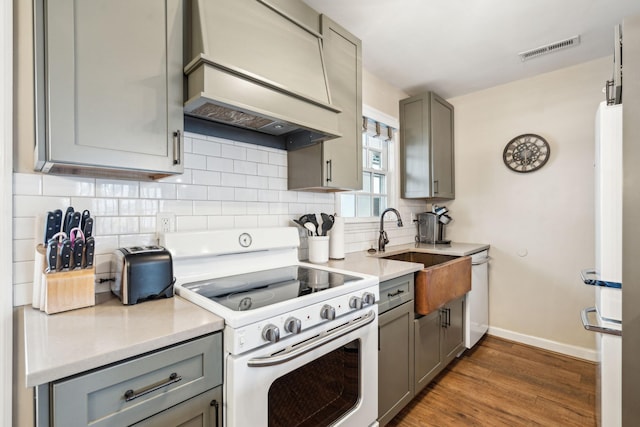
[502, 134, 550, 173]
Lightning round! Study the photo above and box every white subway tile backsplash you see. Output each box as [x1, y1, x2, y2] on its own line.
[43, 175, 96, 197]
[208, 215, 235, 229]
[269, 151, 286, 166]
[182, 136, 194, 153]
[94, 235, 120, 255]
[246, 175, 269, 190]
[246, 202, 269, 215]
[268, 177, 287, 191]
[158, 169, 192, 184]
[119, 199, 159, 216]
[278, 166, 287, 179]
[221, 144, 246, 160]
[139, 216, 156, 233]
[193, 200, 222, 215]
[177, 184, 208, 201]
[13, 239, 35, 263]
[192, 138, 221, 157]
[13, 173, 42, 195]
[96, 179, 139, 198]
[269, 203, 289, 215]
[13, 195, 71, 217]
[280, 191, 298, 203]
[118, 233, 156, 248]
[159, 200, 193, 215]
[176, 215, 207, 231]
[97, 217, 139, 235]
[184, 153, 207, 170]
[71, 197, 119, 216]
[221, 201, 247, 215]
[257, 163, 279, 177]
[234, 188, 258, 202]
[13, 260, 34, 284]
[246, 148, 269, 163]
[234, 160, 258, 175]
[207, 157, 234, 173]
[13, 283, 31, 307]
[234, 215, 258, 228]
[220, 173, 247, 188]
[192, 170, 221, 186]
[288, 203, 306, 215]
[258, 215, 280, 227]
[140, 182, 177, 199]
[13, 217, 37, 240]
[94, 254, 113, 275]
[258, 189, 279, 202]
[208, 186, 235, 201]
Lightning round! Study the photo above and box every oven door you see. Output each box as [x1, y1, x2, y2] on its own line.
[225, 308, 378, 427]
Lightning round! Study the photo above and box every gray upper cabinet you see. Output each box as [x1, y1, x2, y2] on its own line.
[34, 0, 184, 179]
[400, 92, 455, 199]
[288, 15, 362, 191]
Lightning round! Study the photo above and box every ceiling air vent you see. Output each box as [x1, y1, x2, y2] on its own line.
[518, 35, 581, 61]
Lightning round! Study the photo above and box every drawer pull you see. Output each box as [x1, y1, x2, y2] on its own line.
[123, 372, 182, 402]
[387, 289, 405, 298]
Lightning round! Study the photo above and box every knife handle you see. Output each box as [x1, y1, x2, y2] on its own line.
[83, 218, 94, 239]
[43, 211, 56, 244]
[63, 207, 74, 233]
[73, 239, 85, 270]
[84, 237, 95, 268]
[81, 210, 91, 229]
[46, 239, 58, 273]
[59, 239, 72, 270]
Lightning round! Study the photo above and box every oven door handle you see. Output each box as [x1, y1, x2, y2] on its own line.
[247, 310, 376, 367]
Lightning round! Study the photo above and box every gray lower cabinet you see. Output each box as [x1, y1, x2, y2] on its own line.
[41, 333, 222, 427]
[414, 296, 465, 394]
[378, 274, 414, 426]
[400, 92, 455, 200]
[34, 0, 184, 178]
[288, 15, 362, 191]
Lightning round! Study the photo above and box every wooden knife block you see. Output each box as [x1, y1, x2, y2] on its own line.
[35, 244, 96, 314]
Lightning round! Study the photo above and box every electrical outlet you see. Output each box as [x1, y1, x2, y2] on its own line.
[156, 213, 175, 233]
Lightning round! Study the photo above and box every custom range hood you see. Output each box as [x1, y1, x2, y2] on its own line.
[184, 0, 341, 149]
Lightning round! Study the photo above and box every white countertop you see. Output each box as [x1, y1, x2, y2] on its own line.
[327, 242, 489, 282]
[22, 294, 224, 387]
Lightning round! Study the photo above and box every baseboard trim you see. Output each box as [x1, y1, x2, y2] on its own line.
[488, 327, 599, 362]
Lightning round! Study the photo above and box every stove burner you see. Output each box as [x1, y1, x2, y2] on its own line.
[238, 297, 253, 311]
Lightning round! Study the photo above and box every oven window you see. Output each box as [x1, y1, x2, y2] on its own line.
[268, 340, 361, 427]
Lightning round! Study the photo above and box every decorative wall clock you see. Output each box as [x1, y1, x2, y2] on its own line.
[502, 134, 550, 173]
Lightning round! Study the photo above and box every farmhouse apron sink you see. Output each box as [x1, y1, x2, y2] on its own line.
[382, 252, 471, 315]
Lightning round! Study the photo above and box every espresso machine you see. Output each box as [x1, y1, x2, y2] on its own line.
[416, 205, 452, 244]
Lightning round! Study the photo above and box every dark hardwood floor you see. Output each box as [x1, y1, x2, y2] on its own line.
[386, 335, 597, 427]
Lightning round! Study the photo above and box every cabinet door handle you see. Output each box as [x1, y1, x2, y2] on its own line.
[123, 372, 182, 402]
[173, 130, 182, 165]
[387, 289, 405, 298]
[326, 159, 332, 183]
[210, 399, 220, 427]
[434, 180, 439, 194]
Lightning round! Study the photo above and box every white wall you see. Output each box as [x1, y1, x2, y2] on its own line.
[447, 57, 611, 354]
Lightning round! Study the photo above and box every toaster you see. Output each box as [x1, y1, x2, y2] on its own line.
[112, 246, 174, 305]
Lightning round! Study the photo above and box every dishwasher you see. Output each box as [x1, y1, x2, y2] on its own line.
[465, 250, 490, 348]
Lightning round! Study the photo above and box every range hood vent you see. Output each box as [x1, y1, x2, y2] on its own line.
[519, 35, 581, 61]
[184, 0, 341, 149]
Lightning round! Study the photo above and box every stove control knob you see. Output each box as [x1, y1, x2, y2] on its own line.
[285, 317, 302, 334]
[262, 324, 280, 343]
[320, 304, 336, 321]
[362, 292, 376, 306]
[349, 296, 363, 310]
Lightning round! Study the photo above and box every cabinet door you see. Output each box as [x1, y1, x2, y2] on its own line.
[430, 93, 455, 199]
[400, 93, 431, 198]
[132, 387, 222, 427]
[39, 0, 183, 174]
[320, 15, 362, 190]
[378, 301, 414, 426]
[441, 297, 465, 363]
[414, 309, 442, 394]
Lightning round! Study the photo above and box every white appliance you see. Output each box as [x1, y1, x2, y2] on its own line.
[581, 101, 623, 427]
[161, 227, 379, 427]
[465, 249, 490, 348]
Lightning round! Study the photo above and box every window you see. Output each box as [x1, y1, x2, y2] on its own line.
[340, 118, 393, 218]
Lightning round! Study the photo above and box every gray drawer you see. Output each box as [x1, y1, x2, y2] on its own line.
[378, 274, 414, 314]
[51, 333, 222, 427]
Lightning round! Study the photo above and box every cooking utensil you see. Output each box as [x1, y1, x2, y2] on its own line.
[320, 213, 334, 236]
[46, 239, 58, 272]
[84, 237, 95, 268]
[72, 239, 85, 269]
[83, 217, 94, 238]
[59, 238, 72, 270]
[304, 222, 316, 236]
[307, 214, 320, 236]
[43, 211, 57, 244]
[80, 210, 91, 229]
[62, 206, 74, 233]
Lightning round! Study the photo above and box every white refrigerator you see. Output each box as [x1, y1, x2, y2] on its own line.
[581, 101, 622, 427]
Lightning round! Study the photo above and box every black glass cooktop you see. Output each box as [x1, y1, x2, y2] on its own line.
[183, 265, 362, 311]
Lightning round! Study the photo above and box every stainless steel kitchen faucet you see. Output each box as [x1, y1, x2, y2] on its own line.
[378, 208, 403, 252]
